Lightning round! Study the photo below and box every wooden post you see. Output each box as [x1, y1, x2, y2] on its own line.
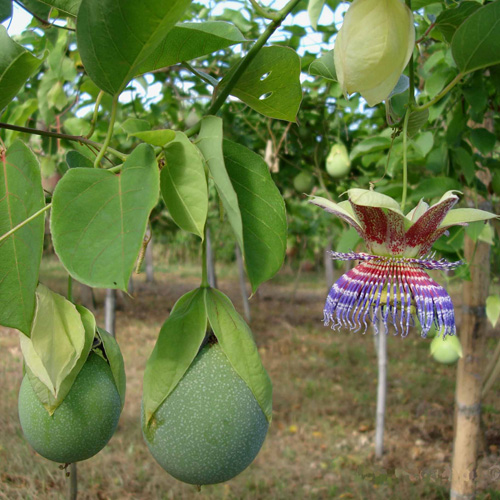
[324, 237, 334, 291]
[105, 288, 117, 337]
[375, 317, 387, 459]
[450, 235, 490, 500]
[206, 226, 217, 288]
[68, 462, 77, 499]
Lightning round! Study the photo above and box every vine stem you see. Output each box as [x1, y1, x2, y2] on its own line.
[413, 72, 464, 112]
[0, 122, 127, 161]
[0, 204, 51, 244]
[185, 0, 302, 138]
[401, 110, 410, 213]
[85, 90, 104, 139]
[248, 0, 280, 20]
[94, 95, 119, 168]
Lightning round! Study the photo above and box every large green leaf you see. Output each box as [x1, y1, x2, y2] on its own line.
[197, 116, 244, 250]
[0, 141, 45, 335]
[51, 144, 159, 290]
[21, 303, 95, 414]
[452, 1, 500, 74]
[143, 288, 207, 425]
[435, 1, 481, 43]
[161, 132, 208, 239]
[0, 0, 12, 23]
[0, 26, 46, 112]
[37, 0, 81, 16]
[76, 0, 192, 95]
[223, 140, 286, 293]
[229, 46, 302, 122]
[309, 49, 337, 81]
[206, 288, 272, 422]
[97, 327, 126, 409]
[138, 21, 245, 74]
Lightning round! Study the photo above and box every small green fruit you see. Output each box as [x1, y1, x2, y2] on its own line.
[18, 353, 122, 463]
[430, 335, 463, 365]
[143, 343, 269, 485]
[293, 171, 314, 193]
[326, 143, 351, 179]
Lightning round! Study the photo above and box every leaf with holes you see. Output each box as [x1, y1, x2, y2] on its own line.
[51, 144, 159, 290]
[0, 141, 45, 336]
[138, 21, 245, 73]
[223, 140, 287, 292]
[76, 0, 192, 95]
[228, 46, 302, 122]
[0, 26, 46, 113]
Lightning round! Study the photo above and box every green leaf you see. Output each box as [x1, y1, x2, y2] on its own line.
[36, 0, 81, 16]
[308, 0, 327, 29]
[143, 288, 207, 425]
[223, 140, 287, 293]
[137, 21, 245, 74]
[435, 1, 481, 43]
[470, 128, 496, 156]
[51, 143, 159, 290]
[0, 141, 45, 335]
[350, 136, 392, 160]
[66, 150, 93, 169]
[197, 116, 244, 250]
[440, 208, 499, 228]
[407, 108, 430, 138]
[96, 327, 126, 409]
[131, 129, 175, 147]
[486, 295, 500, 328]
[0, 0, 12, 23]
[206, 288, 272, 423]
[412, 131, 434, 158]
[336, 226, 362, 253]
[229, 46, 302, 122]
[120, 118, 150, 134]
[388, 74, 409, 98]
[309, 49, 337, 81]
[0, 26, 46, 112]
[161, 132, 208, 239]
[452, 1, 500, 74]
[452, 147, 475, 185]
[20, 302, 95, 414]
[76, 0, 192, 95]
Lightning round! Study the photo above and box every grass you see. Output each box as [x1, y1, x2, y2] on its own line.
[0, 255, 499, 499]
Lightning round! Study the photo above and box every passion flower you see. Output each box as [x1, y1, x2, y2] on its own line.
[310, 189, 498, 337]
[334, 0, 415, 106]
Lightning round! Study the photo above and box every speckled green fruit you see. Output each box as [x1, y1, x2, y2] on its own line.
[18, 353, 122, 463]
[293, 171, 314, 193]
[143, 343, 269, 485]
[430, 335, 463, 365]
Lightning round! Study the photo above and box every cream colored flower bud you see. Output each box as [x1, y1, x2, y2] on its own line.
[334, 0, 415, 106]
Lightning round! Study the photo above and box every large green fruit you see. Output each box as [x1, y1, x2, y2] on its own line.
[326, 143, 351, 179]
[293, 171, 314, 193]
[18, 353, 122, 463]
[143, 343, 269, 485]
[430, 335, 463, 365]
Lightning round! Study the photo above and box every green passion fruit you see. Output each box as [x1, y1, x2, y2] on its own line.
[293, 171, 314, 193]
[326, 143, 351, 179]
[18, 353, 122, 463]
[143, 343, 269, 485]
[430, 334, 463, 365]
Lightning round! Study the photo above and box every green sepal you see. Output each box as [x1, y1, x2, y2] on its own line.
[20, 300, 95, 415]
[143, 288, 207, 426]
[96, 327, 126, 409]
[440, 208, 499, 228]
[205, 288, 272, 423]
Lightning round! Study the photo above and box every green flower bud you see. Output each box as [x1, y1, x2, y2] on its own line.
[334, 0, 415, 106]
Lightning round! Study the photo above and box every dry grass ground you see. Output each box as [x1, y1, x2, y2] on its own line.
[1, 257, 499, 499]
